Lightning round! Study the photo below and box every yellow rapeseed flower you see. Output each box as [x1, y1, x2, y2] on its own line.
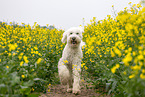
[18, 53, 24, 60]
[31, 87, 34, 91]
[137, 4, 142, 8]
[20, 61, 24, 66]
[81, 63, 85, 67]
[81, 79, 85, 82]
[35, 51, 39, 54]
[48, 89, 50, 92]
[111, 50, 115, 57]
[111, 64, 120, 73]
[137, 54, 144, 60]
[111, 67, 116, 73]
[78, 68, 81, 71]
[128, 47, 132, 52]
[131, 65, 141, 70]
[133, 51, 136, 56]
[8, 53, 11, 56]
[8, 43, 18, 51]
[23, 56, 29, 64]
[114, 47, 122, 57]
[122, 53, 132, 66]
[142, 69, 145, 73]
[21, 75, 25, 78]
[6, 66, 9, 69]
[12, 53, 16, 56]
[116, 64, 120, 68]
[123, 71, 127, 75]
[84, 66, 88, 70]
[36, 58, 42, 64]
[128, 2, 132, 5]
[63, 60, 68, 64]
[34, 46, 38, 50]
[140, 73, 145, 79]
[129, 74, 135, 79]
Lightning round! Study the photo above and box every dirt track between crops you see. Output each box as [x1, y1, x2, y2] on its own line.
[40, 82, 110, 97]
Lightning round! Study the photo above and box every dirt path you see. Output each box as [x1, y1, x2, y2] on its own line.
[40, 82, 110, 97]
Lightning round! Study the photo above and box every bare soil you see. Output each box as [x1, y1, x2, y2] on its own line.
[40, 81, 110, 97]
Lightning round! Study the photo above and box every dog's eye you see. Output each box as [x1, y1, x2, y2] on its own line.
[70, 33, 73, 35]
[76, 33, 79, 35]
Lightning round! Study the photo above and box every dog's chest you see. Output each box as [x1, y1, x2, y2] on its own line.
[67, 51, 76, 59]
[66, 50, 81, 63]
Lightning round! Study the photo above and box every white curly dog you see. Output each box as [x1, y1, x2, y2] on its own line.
[58, 27, 84, 95]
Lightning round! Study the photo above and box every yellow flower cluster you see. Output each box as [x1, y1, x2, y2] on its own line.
[23, 56, 29, 64]
[8, 43, 18, 51]
[111, 64, 120, 73]
[63, 60, 68, 64]
[36, 58, 42, 64]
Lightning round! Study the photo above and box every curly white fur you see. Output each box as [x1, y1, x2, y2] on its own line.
[58, 27, 84, 95]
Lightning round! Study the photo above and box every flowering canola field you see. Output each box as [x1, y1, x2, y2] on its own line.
[83, 3, 145, 96]
[0, 3, 145, 97]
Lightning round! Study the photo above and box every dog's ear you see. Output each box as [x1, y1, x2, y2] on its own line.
[61, 31, 67, 43]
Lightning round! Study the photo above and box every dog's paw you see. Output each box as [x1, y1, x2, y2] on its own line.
[67, 88, 72, 93]
[73, 89, 81, 95]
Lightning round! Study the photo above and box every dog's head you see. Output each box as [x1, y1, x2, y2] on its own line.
[62, 27, 84, 47]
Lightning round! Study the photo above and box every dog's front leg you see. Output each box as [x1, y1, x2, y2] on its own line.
[67, 72, 73, 93]
[72, 64, 81, 95]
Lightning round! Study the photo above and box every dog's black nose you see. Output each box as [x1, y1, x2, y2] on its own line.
[72, 37, 76, 40]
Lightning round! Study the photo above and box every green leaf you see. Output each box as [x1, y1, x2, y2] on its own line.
[20, 87, 31, 96]
[108, 89, 112, 95]
[0, 84, 5, 88]
[11, 76, 20, 86]
[23, 80, 34, 87]
[108, 78, 115, 82]
[33, 78, 42, 81]
[33, 78, 46, 82]
[10, 72, 20, 86]
[112, 81, 117, 91]
[106, 83, 111, 91]
[20, 85, 28, 89]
